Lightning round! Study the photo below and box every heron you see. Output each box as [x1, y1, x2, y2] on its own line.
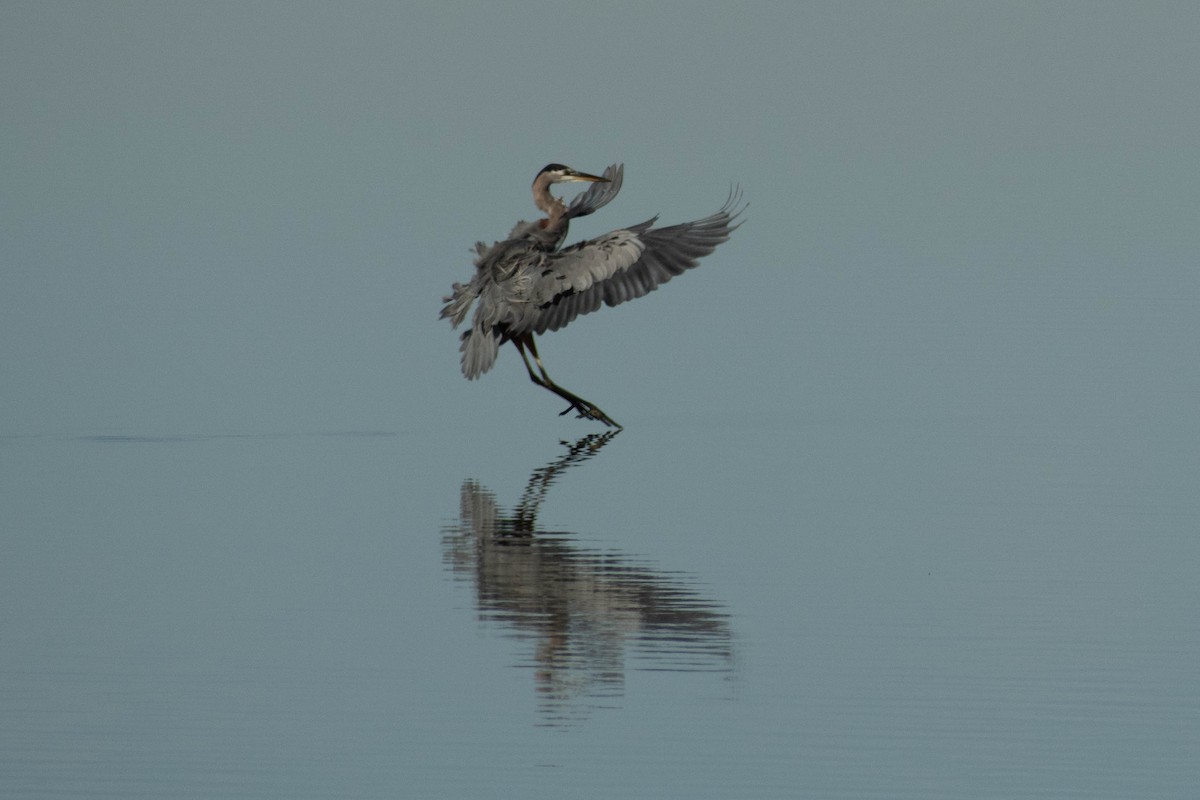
[441, 163, 744, 428]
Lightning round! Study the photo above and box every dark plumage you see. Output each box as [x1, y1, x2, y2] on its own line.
[441, 163, 744, 427]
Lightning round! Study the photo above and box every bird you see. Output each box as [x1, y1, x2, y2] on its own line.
[441, 163, 744, 428]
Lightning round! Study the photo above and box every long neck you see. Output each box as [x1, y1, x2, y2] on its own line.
[531, 173, 567, 226]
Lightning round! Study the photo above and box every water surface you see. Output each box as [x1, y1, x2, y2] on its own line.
[3, 409, 1197, 798]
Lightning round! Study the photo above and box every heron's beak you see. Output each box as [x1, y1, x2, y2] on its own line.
[567, 169, 610, 183]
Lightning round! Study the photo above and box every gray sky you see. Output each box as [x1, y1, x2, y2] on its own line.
[3, 1, 1198, 434]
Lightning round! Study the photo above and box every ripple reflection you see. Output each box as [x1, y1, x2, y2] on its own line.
[442, 433, 733, 724]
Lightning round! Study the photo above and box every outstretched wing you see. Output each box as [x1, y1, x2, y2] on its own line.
[526, 189, 745, 335]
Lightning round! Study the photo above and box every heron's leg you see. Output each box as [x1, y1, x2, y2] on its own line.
[513, 337, 545, 385]
[521, 335, 558, 386]
[512, 335, 622, 429]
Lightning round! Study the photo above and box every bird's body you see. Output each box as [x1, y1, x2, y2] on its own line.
[441, 163, 744, 427]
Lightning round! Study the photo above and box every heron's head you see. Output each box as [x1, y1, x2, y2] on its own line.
[535, 164, 610, 186]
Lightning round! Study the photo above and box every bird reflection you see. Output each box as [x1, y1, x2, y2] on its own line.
[442, 433, 733, 725]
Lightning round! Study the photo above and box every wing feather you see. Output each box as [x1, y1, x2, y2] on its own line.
[565, 163, 624, 220]
[458, 322, 500, 380]
[443, 173, 745, 381]
[527, 189, 745, 335]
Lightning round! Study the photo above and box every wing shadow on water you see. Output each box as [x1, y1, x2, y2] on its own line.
[441, 432, 734, 726]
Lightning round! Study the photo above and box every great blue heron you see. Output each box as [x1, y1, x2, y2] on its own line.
[441, 163, 744, 428]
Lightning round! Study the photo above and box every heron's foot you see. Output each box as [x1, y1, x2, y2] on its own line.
[559, 400, 622, 429]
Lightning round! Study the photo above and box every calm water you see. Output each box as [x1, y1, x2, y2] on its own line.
[7, 3, 1200, 797]
[2, 403, 1197, 799]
